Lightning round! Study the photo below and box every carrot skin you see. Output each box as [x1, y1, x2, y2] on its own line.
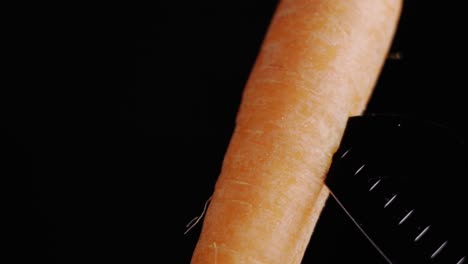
[192, 0, 402, 263]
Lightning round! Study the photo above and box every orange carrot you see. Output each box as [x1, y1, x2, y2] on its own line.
[191, 0, 402, 263]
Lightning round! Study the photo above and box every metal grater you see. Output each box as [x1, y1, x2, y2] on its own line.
[323, 115, 467, 263]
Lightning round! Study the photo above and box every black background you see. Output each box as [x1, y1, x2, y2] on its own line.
[4, 1, 468, 263]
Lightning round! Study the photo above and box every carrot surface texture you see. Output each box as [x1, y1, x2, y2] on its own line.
[191, 0, 402, 263]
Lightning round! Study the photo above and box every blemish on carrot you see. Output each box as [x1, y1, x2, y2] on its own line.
[225, 179, 252, 186]
[211, 242, 218, 264]
[245, 129, 265, 135]
[223, 198, 254, 208]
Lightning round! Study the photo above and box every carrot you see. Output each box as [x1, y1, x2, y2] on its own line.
[191, 0, 402, 263]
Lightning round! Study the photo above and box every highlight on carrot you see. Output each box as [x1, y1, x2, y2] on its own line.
[191, 0, 402, 263]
